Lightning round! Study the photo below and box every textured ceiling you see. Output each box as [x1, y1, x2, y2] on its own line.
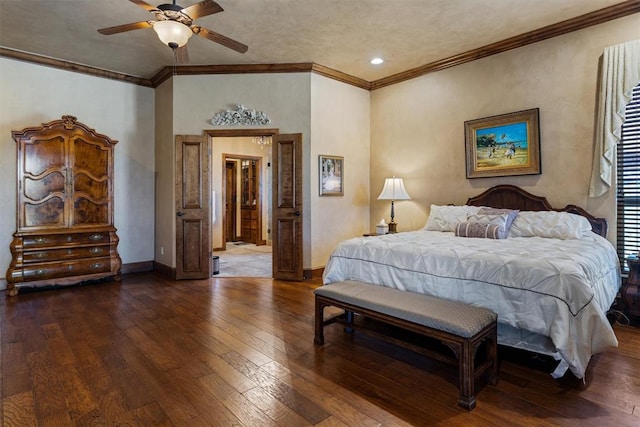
[0, 0, 630, 82]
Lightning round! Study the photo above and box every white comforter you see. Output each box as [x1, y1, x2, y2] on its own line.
[323, 230, 621, 379]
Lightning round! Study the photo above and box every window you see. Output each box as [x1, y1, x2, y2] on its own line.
[617, 83, 640, 264]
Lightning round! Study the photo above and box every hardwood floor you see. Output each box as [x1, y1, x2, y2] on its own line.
[1, 273, 639, 426]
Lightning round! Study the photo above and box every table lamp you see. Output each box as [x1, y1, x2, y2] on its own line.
[377, 177, 411, 233]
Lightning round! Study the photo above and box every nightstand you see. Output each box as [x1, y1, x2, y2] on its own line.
[623, 257, 640, 321]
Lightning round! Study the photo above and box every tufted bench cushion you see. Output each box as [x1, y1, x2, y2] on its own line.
[314, 280, 497, 338]
[314, 280, 499, 410]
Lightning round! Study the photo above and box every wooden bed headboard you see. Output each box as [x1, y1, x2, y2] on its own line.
[466, 185, 608, 238]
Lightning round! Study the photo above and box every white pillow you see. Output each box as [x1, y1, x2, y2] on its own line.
[509, 211, 592, 239]
[424, 205, 480, 232]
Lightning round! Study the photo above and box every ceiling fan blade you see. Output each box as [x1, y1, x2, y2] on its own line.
[129, 0, 158, 12]
[98, 21, 153, 35]
[176, 45, 190, 64]
[195, 27, 248, 53]
[181, 0, 224, 20]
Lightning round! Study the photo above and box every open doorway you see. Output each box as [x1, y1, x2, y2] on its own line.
[223, 155, 263, 245]
[209, 132, 275, 277]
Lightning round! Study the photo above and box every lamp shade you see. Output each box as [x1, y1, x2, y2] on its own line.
[153, 20, 193, 48]
[377, 177, 411, 200]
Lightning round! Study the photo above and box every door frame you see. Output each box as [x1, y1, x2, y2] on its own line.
[223, 154, 262, 246]
[205, 129, 279, 253]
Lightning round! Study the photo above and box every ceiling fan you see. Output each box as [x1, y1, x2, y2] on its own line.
[97, 0, 248, 62]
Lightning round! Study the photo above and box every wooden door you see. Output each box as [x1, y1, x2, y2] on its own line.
[240, 158, 261, 244]
[17, 131, 67, 230]
[272, 133, 303, 281]
[175, 135, 211, 280]
[225, 161, 237, 242]
[70, 134, 113, 228]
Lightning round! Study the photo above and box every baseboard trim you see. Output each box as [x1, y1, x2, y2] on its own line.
[303, 267, 324, 280]
[154, 261, 176, 280]
[121, 261, 155, 274]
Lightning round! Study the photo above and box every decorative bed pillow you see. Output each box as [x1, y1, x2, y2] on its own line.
[455, 222, 503, 239]
[465, 212, 511, 239]
[424, 205, 480, 232]
[509, 211, 592, 239]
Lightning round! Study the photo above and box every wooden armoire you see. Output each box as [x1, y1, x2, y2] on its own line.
[5, 115, 121, 296]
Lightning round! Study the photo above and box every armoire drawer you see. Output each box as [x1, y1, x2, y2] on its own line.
[21, 258, 112, 281]
[22, 245, 112, 263]
[22, 232, 112, 248]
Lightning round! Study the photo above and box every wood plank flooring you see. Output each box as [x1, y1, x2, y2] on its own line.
[2, 273, 640, 426]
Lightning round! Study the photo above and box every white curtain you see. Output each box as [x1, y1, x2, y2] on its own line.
[589, 40, 640, 198]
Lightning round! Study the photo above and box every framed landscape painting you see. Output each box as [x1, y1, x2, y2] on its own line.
[465, 108, 540, 178]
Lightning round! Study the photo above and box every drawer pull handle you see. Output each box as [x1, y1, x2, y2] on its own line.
[89, 234, 104, 241]
[35, 269, 46, 276]
[90, 247, 104, 254]
[34, 237, 47, 244]
[34, 252, 48, 259]
[66, 235, 73, 242]
[90, 263, 103, 269]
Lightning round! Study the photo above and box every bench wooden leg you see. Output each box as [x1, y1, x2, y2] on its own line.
[344, 310, 355, 333]
[486, 330, 499, 386]
[314, 297, 325, 345]
[458, 340, 476, 410]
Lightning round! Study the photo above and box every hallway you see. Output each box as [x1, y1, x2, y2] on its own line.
[214, 242, 272, 277]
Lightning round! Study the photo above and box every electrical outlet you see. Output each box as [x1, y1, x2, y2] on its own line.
[160, 246, 164, 255]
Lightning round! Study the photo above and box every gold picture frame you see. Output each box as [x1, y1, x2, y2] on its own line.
[465, 108, 541, 178]
[319, 155, 344, 196]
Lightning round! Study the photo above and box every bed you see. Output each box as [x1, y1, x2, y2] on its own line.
[322, 185, 621, 379]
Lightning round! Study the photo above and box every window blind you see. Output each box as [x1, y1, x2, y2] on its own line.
[617, 84, 640, 264]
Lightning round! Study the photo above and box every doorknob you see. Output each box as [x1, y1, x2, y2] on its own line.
[294, 211, 301, 217]
[177, 211, 185, 217]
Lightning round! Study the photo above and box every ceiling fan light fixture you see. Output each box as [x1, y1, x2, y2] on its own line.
[153, 20, 193, 48]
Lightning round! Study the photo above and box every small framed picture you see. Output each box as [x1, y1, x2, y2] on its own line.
[465, 108, 541, 178]
[319, 155, 344, 196]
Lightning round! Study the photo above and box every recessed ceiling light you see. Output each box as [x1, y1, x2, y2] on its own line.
[370, 57, 384, 65]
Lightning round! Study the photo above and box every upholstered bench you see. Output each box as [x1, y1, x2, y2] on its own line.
[314, 280, 498, 410]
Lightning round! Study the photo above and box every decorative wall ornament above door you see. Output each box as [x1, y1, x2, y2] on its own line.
[211, 104, 271, 126]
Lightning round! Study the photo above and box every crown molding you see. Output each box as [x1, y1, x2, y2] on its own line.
[370, 0, 640, 90]
[0, 47, 154, 87]
[150, 62, 313, 87]
[1, 1, 637, 92]
[149, 62, 370, 89]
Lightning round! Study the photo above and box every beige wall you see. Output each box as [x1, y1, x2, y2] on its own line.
[156, 73, 313, 267]
[310, 74, 371, 268]
[0, 58, 156, 290]
[154, 79, 175, 267]
[157, 73, 371, 271]
[370, 16, 640, 242]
